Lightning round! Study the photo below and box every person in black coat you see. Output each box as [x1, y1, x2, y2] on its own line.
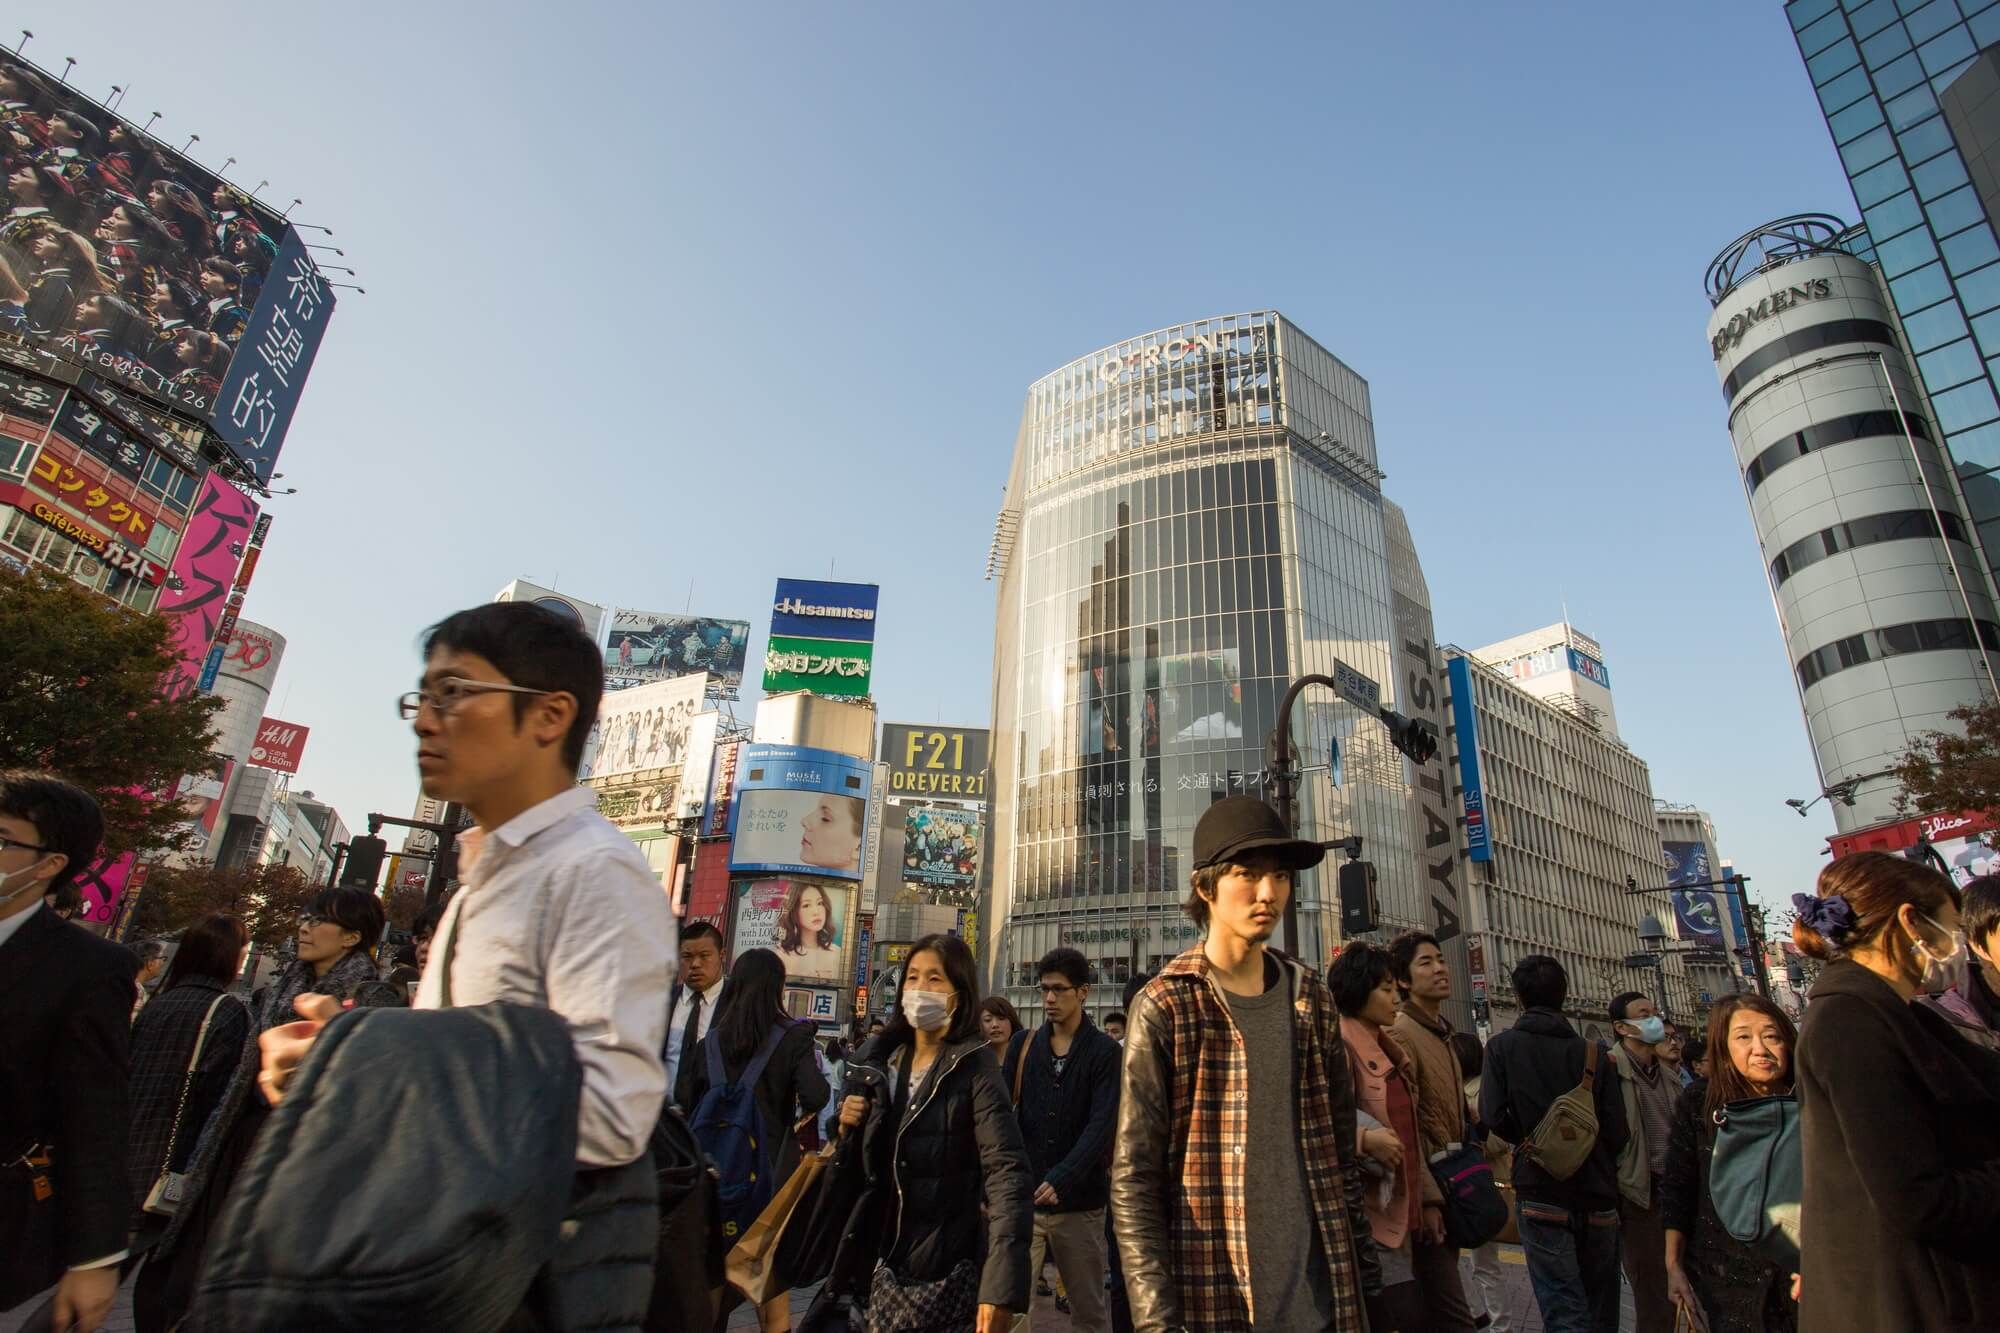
[676, 947, 828, 1332]
[831, 933, 1032, 1333]
[125, 914, 251, 1230]
[1792, 851, 2000, 1333]
[0, 773, 130, 1333]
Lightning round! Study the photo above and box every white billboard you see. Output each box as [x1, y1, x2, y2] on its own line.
[580, 673, 708, 783]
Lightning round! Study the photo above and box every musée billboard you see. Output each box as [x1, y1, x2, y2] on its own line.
[0, 50, 335, 482]
[727, 743, 873, 880]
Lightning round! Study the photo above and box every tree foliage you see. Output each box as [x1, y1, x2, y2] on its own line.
[383, 882, 425, 932]
[129, 860, 319, 950]
[0, 566, 222, 859]
[1893, 697, 2000, 820]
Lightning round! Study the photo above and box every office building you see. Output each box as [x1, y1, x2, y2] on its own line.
[983, 312, 1468, 1017]
[1469, 622, 1621, 740]
[1653, 803, 1754, 1006]
[1705, 216, 2000, 832]
[1441, 648, 1693, 1036]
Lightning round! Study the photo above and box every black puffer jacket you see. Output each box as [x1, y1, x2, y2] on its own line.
[843, 1033, 1033, 1312]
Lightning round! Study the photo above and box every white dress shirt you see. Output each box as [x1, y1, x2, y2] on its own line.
[664, 974, 725, 1095]
[415, 787, 674, 1167]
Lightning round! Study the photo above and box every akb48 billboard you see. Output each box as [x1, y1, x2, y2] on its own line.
[0, 50, 335, 482]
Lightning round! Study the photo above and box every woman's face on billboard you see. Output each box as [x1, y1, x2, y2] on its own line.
[798, 886, 830, 934]
[799, 796, 860, 869]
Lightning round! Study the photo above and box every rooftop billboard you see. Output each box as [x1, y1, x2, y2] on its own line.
[606, 608, 749, 696]
[762, 577, 879, 698]
[0, 50, 335, 482]
[580, 672, 707, 783]
[727, 743, 872, 881]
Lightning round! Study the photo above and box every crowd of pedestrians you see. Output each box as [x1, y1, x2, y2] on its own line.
[5, 604, 2000, 1331]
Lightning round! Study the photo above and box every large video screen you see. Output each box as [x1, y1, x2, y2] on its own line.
[0, 51, 333, 481]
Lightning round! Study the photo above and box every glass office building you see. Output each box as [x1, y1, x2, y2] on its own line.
[1788, 0, 2000, 586]
[981, 312, 1464, 1015]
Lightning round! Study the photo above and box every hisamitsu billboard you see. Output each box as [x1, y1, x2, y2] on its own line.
[771, 579, 879, 642]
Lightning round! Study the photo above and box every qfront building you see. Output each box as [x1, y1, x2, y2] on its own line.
[982, 312, 1472, 1020]
[1705, 217, 2000, 833]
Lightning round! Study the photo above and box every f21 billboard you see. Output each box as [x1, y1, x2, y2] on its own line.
[0, 50, 334, 482]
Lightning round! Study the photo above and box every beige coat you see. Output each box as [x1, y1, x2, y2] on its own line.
[1392, 1004, 1468, 1158]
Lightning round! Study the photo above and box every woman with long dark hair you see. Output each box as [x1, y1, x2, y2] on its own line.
[135, 887, 399, 1333]
[676, 947, 828, 1333]
[1661, 994, 1799, 1332]
[778, 880, 842, 980]
[832, 933, 1031, 1332]
[1792, 852, 2000, 1331]
[126, 915, 250, 1230]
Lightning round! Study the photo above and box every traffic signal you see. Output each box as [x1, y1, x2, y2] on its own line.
[340, 835, 387, 890]
[1383, 710, 1439, 765]
[1339, 860, 1380, 936]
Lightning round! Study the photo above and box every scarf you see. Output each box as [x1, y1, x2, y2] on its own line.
[159, 950, 385, 1253]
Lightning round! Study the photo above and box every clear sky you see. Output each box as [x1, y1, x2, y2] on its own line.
[20, 1, 1864, 922]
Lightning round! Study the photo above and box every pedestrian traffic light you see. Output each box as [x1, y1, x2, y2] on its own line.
[1382, 710, 1439, 766]
[340, 835, 387, 890]
[1339, 860, 1380, 936]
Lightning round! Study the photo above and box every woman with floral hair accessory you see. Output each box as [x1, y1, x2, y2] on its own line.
[1791, 851, 2000, 1332]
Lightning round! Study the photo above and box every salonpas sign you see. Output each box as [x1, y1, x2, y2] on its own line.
[1711, 276, 1832, 360]
[762, 635, 873, 697]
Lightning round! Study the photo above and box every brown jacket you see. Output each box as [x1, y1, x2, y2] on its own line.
[1393, 1003, 1467, 1158]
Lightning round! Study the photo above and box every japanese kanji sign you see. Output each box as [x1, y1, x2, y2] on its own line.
[762, 634, 875, 698]
[158, 476, 260, 700]
[0, 479, 161, 584]
[212, 228, 336, 483]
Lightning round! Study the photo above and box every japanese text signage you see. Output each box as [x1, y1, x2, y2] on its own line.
[214, 229, 335, 483]
[879, 724, 990, 798]
[763, 578, 880, 698]
[728, 744, 873, 881]
[763, 635, 875, 698]
[249, 716, 309, 774]
[27, 450, 155, 547]
[161, 477, 260, 700]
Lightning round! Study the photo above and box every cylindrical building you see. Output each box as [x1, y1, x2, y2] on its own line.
[1707, 216, 2000, 832]
[982, 312, 1469, 1018]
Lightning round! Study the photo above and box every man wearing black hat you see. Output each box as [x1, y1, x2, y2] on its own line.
[1110, 796, 1378, 1331]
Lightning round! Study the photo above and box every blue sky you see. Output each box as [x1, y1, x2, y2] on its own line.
[21, 1, 1862, 918]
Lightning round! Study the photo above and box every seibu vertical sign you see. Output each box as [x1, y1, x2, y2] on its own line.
[249, 717, 310, 774]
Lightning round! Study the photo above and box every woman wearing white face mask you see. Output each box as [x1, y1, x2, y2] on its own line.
[1792, 852, 2000, 1333]
[828, 933, 1032, 1333]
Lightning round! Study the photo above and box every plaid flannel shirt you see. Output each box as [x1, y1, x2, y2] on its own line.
[1112, 945, 1373, 1331]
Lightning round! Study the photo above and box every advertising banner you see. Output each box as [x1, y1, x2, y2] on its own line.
[1662, 840, 1724, 943]
[687, 843, 731, 924]
[728, 744, 873, 880]
[1445, 657, 1492, 862]
[731, 878, 853, 984]
[580, 673, 706, 782]
[879, 724, 990, 798]
[158, 475, 259, 699]
[770, 578, 880, 642]
[220, 621, 283, 691]
[762, 634, 873, 697]
[0, 50, 334, 479]
[592, 775, 679, 829]
[673, 711, 720, 821]
[248, 716, 308, 774]
[705, 740, 741, 838]
[606, 608, 750, 696]
[0, 476, 158, 584]
[901, 804, 982, 892]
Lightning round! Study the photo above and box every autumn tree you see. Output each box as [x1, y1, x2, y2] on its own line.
[129, 860, 318, 950]
[382, 882, 425, 932]
[1893, 696, 2000, 820]
[0, 565, 222, 858]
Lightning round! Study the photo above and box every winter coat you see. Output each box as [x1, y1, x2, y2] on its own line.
[1340, 1016, 1439, 1252]
[1917, 965, 2000, 1053]
[1607, 1042, 1661, 1208]
[831, 1032, 1033, 1312]
[1796, 959, 2000, 1332]
[1004, 1016, 1121, 1213]
[676, 1018, 829, 1187]
[125, 980, 248, 1223]
[1391, 1003, 1468, 1157]
[1480, 1007, 1630, 1213]
[1659, 1080, 1795, 1333]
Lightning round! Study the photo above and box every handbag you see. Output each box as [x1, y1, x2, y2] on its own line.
[725, 1136, 834, 1305]
[1427, 1141, 1510, 1250]
[1707, 1093, 1802, 1271]
[865, 1258, 978, 1332]
[142, 992, 230, 1217]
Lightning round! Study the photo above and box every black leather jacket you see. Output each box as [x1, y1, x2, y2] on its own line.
[845, 1033, 1034, 1312]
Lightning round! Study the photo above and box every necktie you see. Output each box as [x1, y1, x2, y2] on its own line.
[681, 991, 704, 1070]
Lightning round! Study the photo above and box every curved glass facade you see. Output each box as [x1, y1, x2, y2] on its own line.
[983, 313, 1443, 1012]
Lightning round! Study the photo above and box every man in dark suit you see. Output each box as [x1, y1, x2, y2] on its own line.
[0, 773, 134, 1332]
[663, 920, 731, 1104]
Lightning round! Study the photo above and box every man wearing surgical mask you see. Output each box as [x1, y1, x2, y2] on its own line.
[1606, 992, 1676, 1333]
[1919, 873, 2000, 1050]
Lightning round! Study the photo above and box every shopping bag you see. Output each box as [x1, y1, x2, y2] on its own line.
[724, 1145, 833, 1305]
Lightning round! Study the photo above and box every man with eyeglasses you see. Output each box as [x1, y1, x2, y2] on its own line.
[257, 604, 674, 1305]
[1003, 945, 1121, 1333]
[0, 772, 134, 1333]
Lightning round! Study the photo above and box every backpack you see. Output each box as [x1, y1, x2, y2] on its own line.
[1707, 1093, 1802, 1270]
[1523, 1039, 1601, 1181]
[190, 1004, 582, 1332]
[689, 1022, 789, 1241]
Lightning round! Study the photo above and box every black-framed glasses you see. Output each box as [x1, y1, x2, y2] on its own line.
[0, 834, 45, 856]
[1039, 983, 1079, 996]
[398, 677, 549, 720]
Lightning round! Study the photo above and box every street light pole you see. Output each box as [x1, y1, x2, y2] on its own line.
[1626, 873, 1768, 999]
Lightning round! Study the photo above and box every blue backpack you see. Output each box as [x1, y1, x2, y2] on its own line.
[688, 1023, 788, 1241]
